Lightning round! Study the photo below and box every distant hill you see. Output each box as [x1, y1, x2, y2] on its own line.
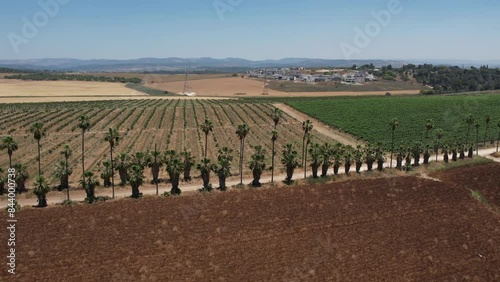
[1, 57, 498, 73]
[0, 57, 408, 72]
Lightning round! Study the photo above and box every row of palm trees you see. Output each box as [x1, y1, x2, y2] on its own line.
[1, 108, 499, 207]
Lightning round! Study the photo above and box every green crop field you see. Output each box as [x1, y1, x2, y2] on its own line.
[287, 94, 500, 148]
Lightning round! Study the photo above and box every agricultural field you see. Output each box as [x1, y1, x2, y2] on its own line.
[2, 165, 499, 280]
[286, 94, 500, 148]
[268, 79, 426, 93]
[0, 99, 332, 188]
[146, 77, 420, 97]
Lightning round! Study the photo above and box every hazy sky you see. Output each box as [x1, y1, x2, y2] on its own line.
[1, 0, 499, 60]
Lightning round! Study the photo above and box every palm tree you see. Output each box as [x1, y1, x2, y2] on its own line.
[271, 129, 278, 183]
[396, 145, 405, 171]
[435, 129, 444, 162]
[344, 146, 353, 175]
[320, 143, 333, 177]
[484, 115, 491, 146]
[249, 145, 266, 187]
[213, 147, 233, 191]
[53, 160, 72, 192]
[33, 175, 50, 207]
[271, 107, 282, 129]
[424, 119, 434, 145]
[97, 161, 113, 188]
[442, 145, 449, 163]
[166, 157, 184, 195]
[78, 115, 91, 185]
[308, 143, 322, 178]
[302, 120, 313, 178]
[146, 147, 163, 193]
[200, 118, 214, 158]
[0, 136, 18, 168]
[127, 164, 145, 198]
[79, 171, 99, 204]
[197, 158, 214, 192]
[375, 145, 385, 171]
[180, 151, 194, 181]
[354, 145, 364, 173]
[104, 128, 120, 199]
[30, 122, 46, 176]
[412, 142, 423, 166]
[423, 145, 431, 165]
[13, 164, 29, 193]
[236, 124, 250, 185]
[60, 144, 72, 200]
[474, 121, 480, 156]
[133, 151, 147, 169]
[365, 146, 375, 172]
[389, 118, 399, 168]
[115, 153, 130, 186]
[281, 143, 299, 184]
[497, 121, 500, 153]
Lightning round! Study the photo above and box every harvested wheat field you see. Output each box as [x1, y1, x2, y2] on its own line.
[2, 168, 499, 281]
[147, 77, 420, 97]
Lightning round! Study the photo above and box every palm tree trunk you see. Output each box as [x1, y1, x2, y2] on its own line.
[390, 131, 394, 168]
[81, 131, 85, 187]
[271, 140, 275, 183]
[204, 134, 208, 158]
[154, 143, 158, 195]
[476, 131, 479, 156]
[9, 153, 12, 169]
[110, 145, 115, 199]
[65, 155, 70, 201]
[303, 145, 308, 179]
[484, 125, 489, 146]
[37, 139, 41, 176]
[435, 141, 440, 162]
[239, 138, 244, 185]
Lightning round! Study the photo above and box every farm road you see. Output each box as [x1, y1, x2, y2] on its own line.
[273, 103, 363, 147]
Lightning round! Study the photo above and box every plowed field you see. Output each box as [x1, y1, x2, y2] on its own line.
[2, 167, 499, 281]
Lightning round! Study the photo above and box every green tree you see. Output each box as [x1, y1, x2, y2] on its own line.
[212, 147, 233, 191]
[180, 151, 194, 181]
[127, 164, 145, 198]
[464, 114, 474, 143]
[0, 136, 18, 168]
[115, 153, 130, 186]
[249, 145, 266, 187]
[79, 171, 99, 204]
[236, 124, 250, 185]
[389, 118, 399, 168]
[78, 115, 91, 186]
[13, 164, 29, 193]
[104, 128, 120, 198]
[197, 158, 215, 192]
[60, 144, 72, 200]
[308, 143, 322, 178]
[474, 121, 480, 156]
[320, 143, 333, 177]
[30, 122, 46, 176]
[354, 145, 365, 173]
[200, 118, 214, 158]
[146, 147, 163, 192]
[53, 160, 72, 192]
[271, 107, 282, 129]
[33, 175, 50, 207]
[281, 143, 299, 184]
[424, 119, 434, 145]
[97, 161, 113, 188]
[166, 157, 184, 195]
[344, 146, 354, 175]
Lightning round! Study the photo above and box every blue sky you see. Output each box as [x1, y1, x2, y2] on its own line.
[1, 0, 499, 60]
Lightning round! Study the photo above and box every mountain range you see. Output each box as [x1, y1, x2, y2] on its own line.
[0, 58, 498, 72]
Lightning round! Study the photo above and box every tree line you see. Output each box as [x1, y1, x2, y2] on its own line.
[4, 73, 142, 83]
[1, 109, 499, 208]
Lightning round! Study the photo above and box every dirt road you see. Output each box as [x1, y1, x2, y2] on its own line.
[273, 103, 363, 147]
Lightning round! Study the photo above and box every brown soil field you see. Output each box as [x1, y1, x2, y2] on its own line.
[1, 171, 499, 281]
[433, 163, 500, 209]
[147, 77, 421, 97]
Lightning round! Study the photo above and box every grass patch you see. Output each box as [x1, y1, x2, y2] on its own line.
[470, 190, 488, 204]
[125, 83, 177, 96]
[427, 157, 494, 172]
